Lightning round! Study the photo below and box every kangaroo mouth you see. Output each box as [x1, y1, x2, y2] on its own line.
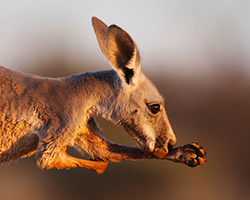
[124, 128, 174, 158]
[97, 117, 171, 157]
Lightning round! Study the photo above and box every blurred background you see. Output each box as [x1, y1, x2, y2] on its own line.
[0, 1, 249, 199]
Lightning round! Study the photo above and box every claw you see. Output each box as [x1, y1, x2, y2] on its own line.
[198, 157, 206, 165]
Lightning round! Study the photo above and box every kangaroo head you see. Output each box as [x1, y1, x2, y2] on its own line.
[92, 17, 177, 157]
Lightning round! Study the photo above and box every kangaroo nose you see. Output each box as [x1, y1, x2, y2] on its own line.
[168, 139, 176, 151]
[154, 134, 177, 158]
[170, 134, 177, 146]
[166, 131, 177, 152]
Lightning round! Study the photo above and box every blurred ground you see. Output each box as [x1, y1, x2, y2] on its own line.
[0, 1, 250, 200]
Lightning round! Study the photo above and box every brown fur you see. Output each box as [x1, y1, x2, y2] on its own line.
[0, 17, 206, 174]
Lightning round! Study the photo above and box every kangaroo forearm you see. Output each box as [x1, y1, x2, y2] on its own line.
[105, 142, 206, 168]
[106, 143, 147, 161]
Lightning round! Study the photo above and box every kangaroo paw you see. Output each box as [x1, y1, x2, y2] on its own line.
[163, 142, 207, 167]
[178, 142, 207, 167]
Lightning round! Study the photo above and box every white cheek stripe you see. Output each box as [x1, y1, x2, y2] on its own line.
[142, 124, 156, 152]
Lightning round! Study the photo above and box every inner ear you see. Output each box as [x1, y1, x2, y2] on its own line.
[114, 31, 135, 69]
[120, 66, 134, 84]
[107, 25, 140, 85]
[114, 33, 135, 84]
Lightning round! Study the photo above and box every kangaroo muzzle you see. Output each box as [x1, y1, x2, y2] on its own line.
[154, 129, 177, 158]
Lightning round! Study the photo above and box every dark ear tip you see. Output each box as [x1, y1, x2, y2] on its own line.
[108, 25, 125, 34]
[109, 24, 119, 29]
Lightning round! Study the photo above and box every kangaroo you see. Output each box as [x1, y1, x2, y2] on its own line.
[0, 17, 206, 174]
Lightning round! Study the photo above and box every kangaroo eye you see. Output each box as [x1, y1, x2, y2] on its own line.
[149, 104, 161, 114]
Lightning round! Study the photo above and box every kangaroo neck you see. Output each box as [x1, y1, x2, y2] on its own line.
[65, 69, 123, 118]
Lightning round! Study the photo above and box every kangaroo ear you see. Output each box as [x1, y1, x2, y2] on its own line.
[92, 17, 141, 85]
[92, 17, 109, 59]
[106, 25, 141, 85]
